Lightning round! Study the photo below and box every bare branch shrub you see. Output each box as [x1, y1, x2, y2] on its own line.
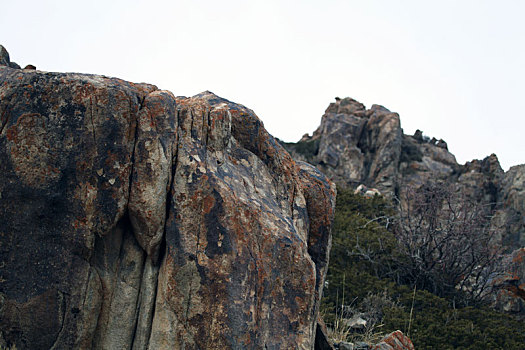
[394, 183, 506, 304]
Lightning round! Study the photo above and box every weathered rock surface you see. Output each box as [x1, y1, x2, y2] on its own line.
[496, 165, 525, 249]
[0, 48, 336, 349]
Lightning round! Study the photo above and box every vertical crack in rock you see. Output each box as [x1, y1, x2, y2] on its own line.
[49, 291, 67, 350]
[297, 162, 337, 345]
[126, 94, 144, 212]
[75, 267, 103, 349]
[127, 89, 180, 349]
[90, 214, 145, 349]
[131, 257, 160, 350]
[88, 96, 97, 145]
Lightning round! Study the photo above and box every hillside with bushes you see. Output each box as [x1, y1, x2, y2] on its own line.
[321, 188, 525, 349]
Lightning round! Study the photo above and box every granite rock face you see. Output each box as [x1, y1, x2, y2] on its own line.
[0, 50, 336, 349]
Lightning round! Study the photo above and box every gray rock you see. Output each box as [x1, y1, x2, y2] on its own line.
[0, 45, 9, 66]
[338, 341, 355, 350]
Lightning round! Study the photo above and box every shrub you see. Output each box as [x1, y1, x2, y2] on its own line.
[321, 187, 525, 349]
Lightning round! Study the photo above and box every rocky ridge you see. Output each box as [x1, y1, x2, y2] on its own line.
[283, 96, 525, 318]
[0, 47, 336, 349]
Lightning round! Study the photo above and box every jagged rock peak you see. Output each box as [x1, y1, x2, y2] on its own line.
[283, 95, 524, 254]
[0, 45, 10, 66]
[0, 45, 21, 69]
[0, 49, 336, 349]
[464, 153, 504, 176]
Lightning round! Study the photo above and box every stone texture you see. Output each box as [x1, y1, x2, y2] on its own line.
[496, 165, 525, 249]
[370, 331, 414, 350]
[0, 46, 20, 70]
[0, 53, 336, 349]
[0, 45, 10, 66]
[303, 98, 402, 196]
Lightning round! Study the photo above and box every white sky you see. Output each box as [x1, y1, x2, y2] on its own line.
[2, 0, 524, 170]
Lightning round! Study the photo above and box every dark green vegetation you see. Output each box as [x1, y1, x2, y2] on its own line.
[321, 188, 525, 349]
[399, 136, 423, 164]
[282, 139, 320, 163]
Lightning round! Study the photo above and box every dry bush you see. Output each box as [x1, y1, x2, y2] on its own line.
[394, 183, 506, 304]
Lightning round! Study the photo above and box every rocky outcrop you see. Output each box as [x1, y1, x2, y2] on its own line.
[286, 98, 460, 197]
[291, 98, 402, 197]
[0, 48, 336, 349]
[284, 97, 524, 253]
[284, 96, 524, 321]
[0, 45, 21, 69]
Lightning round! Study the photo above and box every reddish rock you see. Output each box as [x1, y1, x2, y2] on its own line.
[0, 53, 335, 349]
[371, 330, 415, 350]
[493, 248, 525, 318]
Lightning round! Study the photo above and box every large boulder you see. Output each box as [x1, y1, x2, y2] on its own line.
[0, 58, 336, 349]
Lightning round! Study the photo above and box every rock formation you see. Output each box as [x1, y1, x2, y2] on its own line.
[0, 47, 336, 349]
[283, 97, 525, 319]
[284, 97, 525, 253]
[0, 45, 21, 69]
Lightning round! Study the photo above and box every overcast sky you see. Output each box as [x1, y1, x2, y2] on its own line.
[2, 0, 524, 170]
